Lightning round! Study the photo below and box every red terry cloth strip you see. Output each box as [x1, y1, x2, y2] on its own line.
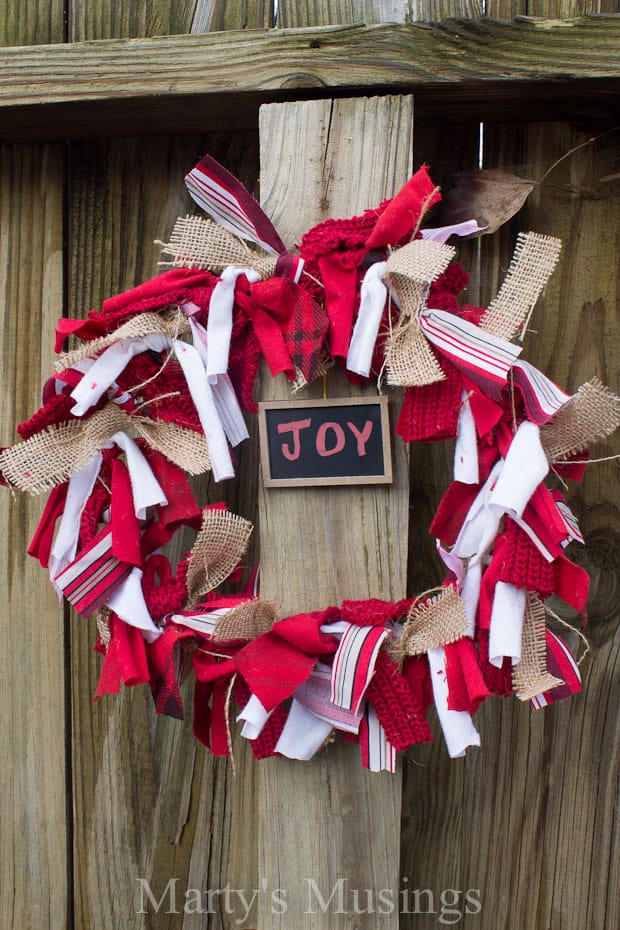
[110, 458, 142, 566]
[95, 614, 150, 698]
[28, 482, 68, 568]
[365, 651, 433, 750]
[396, 358, 463, 442]
[235, 276, 296, 379]
[444, 637, 490, 715]
[430, 480, 480, 547]
[497, 518, 556, 598]
[554, 554, 590, 617]
[366, 165, 441, 250]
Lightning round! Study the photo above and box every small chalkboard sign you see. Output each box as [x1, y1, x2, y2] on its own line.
[258, 396, 392, 488]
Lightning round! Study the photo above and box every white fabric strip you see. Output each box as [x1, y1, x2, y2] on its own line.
[489, 581, 526, 668]
[70, 333, 169, 415]
[274, 699, 333, 761]
[206, 266, 261, 383]
[437, 542, 465, 589]
[454, 388, 479, 484]
[346, 260, 387, 377]
[427, 646, 481, 758]
[169, 606, 233, 636]
[420, 220, 486, 244]
[108, 431, 168, 517]
[238, 694, 272, 740]
[173, 338, 234, 482]
[188, 318, 249, 447]
[489, 421, 548, 520]
[49, 452, 103, 587]
[106, 566, 161, 640]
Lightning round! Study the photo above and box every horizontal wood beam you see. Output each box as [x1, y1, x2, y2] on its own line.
[1, 17, 619, 141]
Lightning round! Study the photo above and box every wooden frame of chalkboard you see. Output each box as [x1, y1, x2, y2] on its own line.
[258, 396, 392, 488]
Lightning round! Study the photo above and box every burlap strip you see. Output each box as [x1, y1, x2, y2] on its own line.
[388, 588, 468, 662]
[57, 309, 190, 370]
[0, 404, 211, 494]
[480, 232, 561, 341]
[383, 239, 455, 387]
[158, 215, 277, 278]
[513, 592, 563, 701]
[186, 508, 253, 604]
[213, 599, 278, 641]
[540, 378, 620, 461]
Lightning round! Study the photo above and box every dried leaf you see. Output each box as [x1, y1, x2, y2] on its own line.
[434, 169, 536, 236]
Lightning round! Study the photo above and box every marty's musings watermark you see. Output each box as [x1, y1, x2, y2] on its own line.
[136, 877, 482, 925]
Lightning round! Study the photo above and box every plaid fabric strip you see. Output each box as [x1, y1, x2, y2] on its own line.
[282, 286, 329, 383]
[359, 704, 396, 773]
[55, 525, 132, 617]
[330, 623, 389, 713]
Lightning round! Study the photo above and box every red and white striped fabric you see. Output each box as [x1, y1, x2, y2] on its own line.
[185, 155, 286, 256]
[511, 359, 571, 425]
[54, 525, 131, 617]
[330, 623, 389, 713]
[531, 630, 581, 709]
[420, 308, 522, 393]
[553, 494, 585, 546]
[360, 704, 396, 773]
[295, 663, 363, 734]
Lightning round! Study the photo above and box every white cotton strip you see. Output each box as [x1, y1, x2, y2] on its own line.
[105, 566, 161, 641]
[237, 694, 272, 740]
[437, 542, 465, 589]
[206, 266, 261, 383]
[274, 699, 333, 761]
[188, 318, 249, 447]
[108, 431, 168, 517]
[70, 333, 169, 415]
[173, 339, 234, 482]
[489, 581, 526, 668]
[454, 388, 479, 484]
[49, 451, 102, 588]
[460, 559, 482, 638]
[346, 260, 388, 376]
[490, 420, 548, 520]
[427, 646, 481, 758]
[453, 460, 503, 559]
[420, 220, 486, 244]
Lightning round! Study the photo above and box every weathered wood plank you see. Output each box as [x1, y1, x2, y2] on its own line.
[191, 0, 274, 32]
[0, 142, 67, 930]
[400, 117, 620, 930]
[69, 0, 197, 40]
[0, 0, 65, 46]
[277, 0, 483, 26]
[257, 94, 413, 930]
[1, 18, 619, 141]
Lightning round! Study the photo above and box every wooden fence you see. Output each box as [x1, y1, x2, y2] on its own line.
[1, 1, 618, 928]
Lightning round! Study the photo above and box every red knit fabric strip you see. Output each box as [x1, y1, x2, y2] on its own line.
[498, 517, 556, 597]
[396, 357, 463, 442]
[365, 651, 432, 750]
[340, 597, 412, 626]
[233, 678, 288, 760]
[17, 392, 77, 439]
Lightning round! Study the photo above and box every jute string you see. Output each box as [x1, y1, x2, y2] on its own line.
[480, 232, 562, 342]
[157, 215, 277, 278]
[383, 240, 454, 386]
[513, 592, 563, 701]
[185, 508, 253, 605]
[0, 403, 211, 494]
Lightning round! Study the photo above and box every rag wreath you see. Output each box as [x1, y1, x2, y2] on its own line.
[2, 155, 619, 772]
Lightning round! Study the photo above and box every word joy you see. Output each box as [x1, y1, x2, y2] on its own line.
[277, 416, 374, 461]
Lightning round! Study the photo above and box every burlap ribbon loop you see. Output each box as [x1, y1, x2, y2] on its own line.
[0, 404, 211, 494]
[56, 309, 190, 371]
[213, 599, 278, 641]
[383, 240, 455, 386]
[388, 587, 468, 662]
[540, 378, 620, 462]
[186, 508, 253, 605]
[158, 215, 278, 279]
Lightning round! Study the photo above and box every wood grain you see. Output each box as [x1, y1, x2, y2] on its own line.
[0, 143, 67, 930]
[277, 0, 483, 26]
[256, 94, 413, 930]
[1, 18, 620, 141]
